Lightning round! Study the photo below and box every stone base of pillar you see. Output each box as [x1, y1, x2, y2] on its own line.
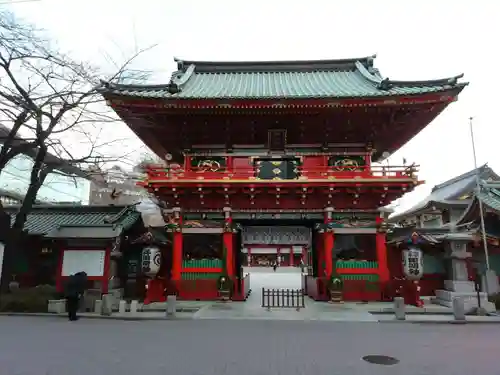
[444, 280, 475, 293]
[432, 280, 495, 313]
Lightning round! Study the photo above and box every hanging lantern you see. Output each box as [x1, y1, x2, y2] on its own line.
[141, 246, 162, 277]
[402, 246, 424, 280]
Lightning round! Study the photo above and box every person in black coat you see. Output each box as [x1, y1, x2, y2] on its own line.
[64, 272, 88, 321]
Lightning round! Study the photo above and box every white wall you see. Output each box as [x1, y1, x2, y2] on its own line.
[0, 154, 90, 204]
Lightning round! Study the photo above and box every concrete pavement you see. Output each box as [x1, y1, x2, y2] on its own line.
[0, 316, 498, 375]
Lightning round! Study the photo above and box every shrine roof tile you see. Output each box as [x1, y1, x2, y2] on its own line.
[390, 165, 499, 222]
[477, 188, 500, 212]
[5, 204, 142, 236]
[101, 56, 467, 100]
[456, 186, 500, 226]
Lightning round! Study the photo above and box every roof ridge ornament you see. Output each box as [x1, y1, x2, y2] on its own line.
[366, 55, 375, 67]
[378, 78, 392, 90]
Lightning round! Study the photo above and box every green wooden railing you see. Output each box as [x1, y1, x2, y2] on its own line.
[341, 274, 379, 281]
[335, 260, 378, 269]
[182, 259, 223, 268]
[181, 272, 221, 280]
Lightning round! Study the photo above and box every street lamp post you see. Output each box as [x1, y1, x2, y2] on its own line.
[469, 117, 491, 295]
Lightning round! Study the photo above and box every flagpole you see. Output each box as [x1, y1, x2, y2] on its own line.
[469, 117, 490, 272]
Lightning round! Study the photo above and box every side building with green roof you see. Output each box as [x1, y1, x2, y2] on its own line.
[388, 166, 500, 312]
[0, 204, 151, 302]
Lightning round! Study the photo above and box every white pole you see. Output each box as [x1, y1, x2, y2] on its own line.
[469, 117, 490, 272]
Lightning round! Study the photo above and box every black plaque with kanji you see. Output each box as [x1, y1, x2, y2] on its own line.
[254, 158, 300, 180]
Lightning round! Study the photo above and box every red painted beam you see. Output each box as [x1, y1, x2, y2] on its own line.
[109, 91, 459, 109]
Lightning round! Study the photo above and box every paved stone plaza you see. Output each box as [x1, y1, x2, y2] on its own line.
[0, 316, 498, 375]
[194, 268, 379, 321]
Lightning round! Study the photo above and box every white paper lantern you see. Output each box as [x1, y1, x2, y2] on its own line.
[141, 246, 162, 277]
[402, 246, 424, 280]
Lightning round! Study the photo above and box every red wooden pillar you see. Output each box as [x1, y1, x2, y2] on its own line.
[55, 243, 64, 293]
[324, 231, 334, 277]
[171, 209, 183, 283]
[317, 230, 324, 276]
[102, 247, 111, 294]
[223, 207, 234, 277]
[376, 216, 390, 282]
[323, 208, 334, 277]
[183, 155, 191, 172]
[289, 248, 294, 266]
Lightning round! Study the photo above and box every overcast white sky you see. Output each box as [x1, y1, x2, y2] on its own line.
[4, 0, 497, 212]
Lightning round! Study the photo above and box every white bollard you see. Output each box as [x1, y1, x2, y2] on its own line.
[452, 297, 466, 322]
[130, 300, 139, 314]
[94, 300, 102, 314]
[101, 294, 112, 316]
[118, 300, 127, 314]
[166, 295, 177, 318]
[394, 297, 406, 320]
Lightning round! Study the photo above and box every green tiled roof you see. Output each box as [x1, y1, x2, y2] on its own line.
[101, 55, 467, 100]
[5, 204, 142, 236]
[477, 187, 500, 212]
[455, 186, 500, 226]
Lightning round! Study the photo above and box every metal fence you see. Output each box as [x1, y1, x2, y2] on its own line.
[261, 288, 305, 311]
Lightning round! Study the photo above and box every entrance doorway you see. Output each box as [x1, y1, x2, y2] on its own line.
[235, 219, 316, 298]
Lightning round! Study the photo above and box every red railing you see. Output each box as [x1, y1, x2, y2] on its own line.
[142, 164, 418, 182]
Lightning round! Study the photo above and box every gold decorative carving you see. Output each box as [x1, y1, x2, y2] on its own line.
[333, 157, 360, 171]
[197, 159, 221, 172]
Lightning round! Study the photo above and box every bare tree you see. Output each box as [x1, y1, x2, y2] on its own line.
[0, 10, 152, 291]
